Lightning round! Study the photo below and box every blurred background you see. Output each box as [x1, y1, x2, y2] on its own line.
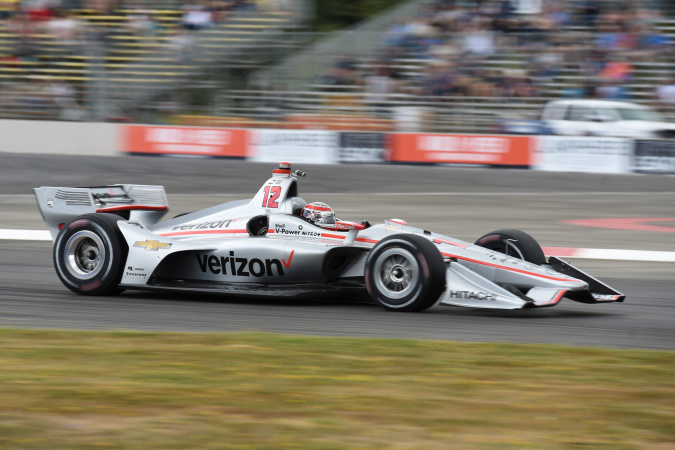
[1, 0, 674, 134]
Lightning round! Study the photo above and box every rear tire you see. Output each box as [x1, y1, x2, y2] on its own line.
[365, 234, 446, 312]
[53, 213, 128, 296]
[474, 229, 546, 265]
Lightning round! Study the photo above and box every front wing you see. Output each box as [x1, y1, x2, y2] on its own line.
[439, 257, 624, 309]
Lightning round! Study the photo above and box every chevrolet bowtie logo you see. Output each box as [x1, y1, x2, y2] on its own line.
[134, 240, 172, 251]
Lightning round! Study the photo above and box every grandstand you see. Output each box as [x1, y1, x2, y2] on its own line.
[2, 0, 675, 132]
[192, 1, 673, 134]
[0, 0, 306, 120]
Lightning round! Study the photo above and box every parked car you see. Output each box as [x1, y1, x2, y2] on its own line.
[503, 99, 675, 138]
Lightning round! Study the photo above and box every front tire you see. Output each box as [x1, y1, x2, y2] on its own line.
[474, 229, 546, 265]
[365, 234, 446, 312]
[53, 214, 128, 296]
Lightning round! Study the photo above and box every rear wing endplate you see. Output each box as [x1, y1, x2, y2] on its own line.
[34, 184, 169, 240]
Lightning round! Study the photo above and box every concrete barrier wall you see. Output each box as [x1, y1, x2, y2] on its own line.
[0, 120, 118, 156]
[1, 120, 671, 175]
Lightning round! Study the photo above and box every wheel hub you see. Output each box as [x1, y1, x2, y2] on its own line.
[65, 230, 106, 280]
[388, 265, 406, 283]
[373, 248, 420, 299]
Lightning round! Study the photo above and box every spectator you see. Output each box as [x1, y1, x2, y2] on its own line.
[574, 0, 601, 28]
[84, 0, 119, 15]
[425, 38, 459, 63]
[640, 26, 671, 61]
[181, 3, 213, 31]
[404, 14, 438, 56]
[579, 48, 605, 79]
[499, 70, 540, 99]
[596, 77, 631, 100]
[45, 9, 85, 60]
[364, 63, 399, 116]
[467, 68, 497, 97]
[599, 56, 633, 82]
[530, 48, 563, 82]
[546, 2, 571, 29]
[595, 22, 623, 52]
[656, 77, 675, 105]
[22, 0, 57, 22]
[47, 78, 85, 120]
[492, 0, 516, 32]
[422, 61, 456, 97]
[167, 29, 196, 61]
[383, 20, 408, 48]
[125, 8, 159, 39]
[463, 24, 494, 56]
[318, 55, 361, 88]
[5, 10, 40, 59]
[430, 3, 463, 32]
[46, 9, 80, 40]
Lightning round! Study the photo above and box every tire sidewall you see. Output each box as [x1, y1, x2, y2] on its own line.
[53, 215, 126, 295]
[474, 229, 546, 265]
[365, 235, 444, 311]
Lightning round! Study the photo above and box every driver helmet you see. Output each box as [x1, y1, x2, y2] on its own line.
[301, 202, 336, 228]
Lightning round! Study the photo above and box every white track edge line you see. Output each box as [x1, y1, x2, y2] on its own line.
[544, 248, 675, 263]
[0, 229, 52, 241]
[2, 229, 674, 262]
[4, 191, 675, 199]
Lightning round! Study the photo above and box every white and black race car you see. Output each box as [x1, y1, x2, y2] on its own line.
[34, 162, 624, 312]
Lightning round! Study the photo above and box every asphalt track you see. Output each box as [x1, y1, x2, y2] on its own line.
[1, 154, 674, 350]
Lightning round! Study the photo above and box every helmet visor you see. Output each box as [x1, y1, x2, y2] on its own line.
[316, 211, 335, 226]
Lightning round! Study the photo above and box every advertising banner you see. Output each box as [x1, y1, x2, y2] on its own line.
[388, 133, 532, 166]
[634, 140, 675, 173]
[338, 132, 386, 163]
[122, 125, 248, 157]
[533, 136, 631, 173]
[249, 130, 339, 164]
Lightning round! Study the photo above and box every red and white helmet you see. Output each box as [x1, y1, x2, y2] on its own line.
[301, 202, 336, 229]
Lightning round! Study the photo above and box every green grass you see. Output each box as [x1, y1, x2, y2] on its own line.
[0, 328, 674, 449]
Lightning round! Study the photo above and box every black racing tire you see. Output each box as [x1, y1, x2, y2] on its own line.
[474, 229, 546, 265]
[53, 213, 128, 296]
[365, 234, 446, 312]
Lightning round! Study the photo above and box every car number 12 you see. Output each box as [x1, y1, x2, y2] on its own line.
[262, 186, 281, 208]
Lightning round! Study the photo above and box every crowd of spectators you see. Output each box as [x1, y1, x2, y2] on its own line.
[0, 0, 258, 55]
[0, 0, 261, 118]
[317, 0, 675, 113]
[2, 0, 674, 122]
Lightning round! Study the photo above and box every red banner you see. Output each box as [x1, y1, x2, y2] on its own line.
[122, 125, 248, 157]
[388, 133, 533, 166]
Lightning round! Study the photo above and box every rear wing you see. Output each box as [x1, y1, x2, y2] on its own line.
[34, 184, 169, 240]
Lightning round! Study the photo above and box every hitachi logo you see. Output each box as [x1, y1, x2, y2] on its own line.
[449, 290, 495, 301]
[197, 252, 285, 277]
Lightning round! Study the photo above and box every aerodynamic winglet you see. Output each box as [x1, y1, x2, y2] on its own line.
[548, 256, 625, 303]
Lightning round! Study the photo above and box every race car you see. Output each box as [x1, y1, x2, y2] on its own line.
[33, 162, 625, 312]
